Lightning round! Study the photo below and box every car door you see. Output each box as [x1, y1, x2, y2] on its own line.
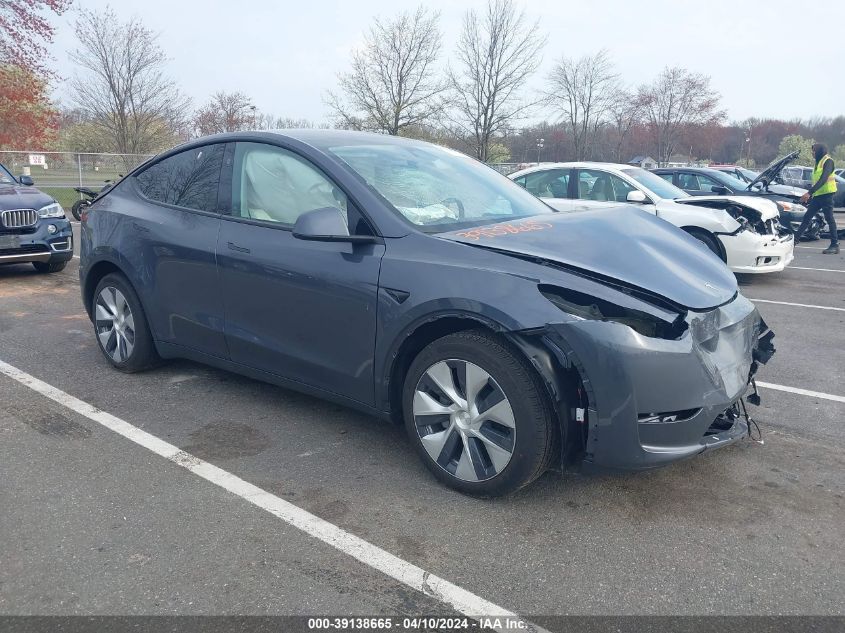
[572, 168, 657, 215]
[216, 141, 384, 406]
[130, 143, 228, 358]
[513, 169, 574, 212]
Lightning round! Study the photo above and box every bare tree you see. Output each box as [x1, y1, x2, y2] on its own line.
[448, 0, 545, 162]
[606, 87, 645, 163]
[326, 6, 445, 135]
[638, 66, 724, 166]
[69, 7, 190, 157]
[547, 50, 618, 161]
[193, 91, 255, 136]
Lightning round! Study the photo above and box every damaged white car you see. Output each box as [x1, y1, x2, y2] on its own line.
[510, 162, 795, 274]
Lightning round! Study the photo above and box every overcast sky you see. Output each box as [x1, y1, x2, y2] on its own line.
[49, 0, 845, 124]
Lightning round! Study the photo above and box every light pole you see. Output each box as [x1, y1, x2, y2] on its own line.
[249, 105, 257, 130]
[745, 127, 752, 166]
[536, 138, 544, 164]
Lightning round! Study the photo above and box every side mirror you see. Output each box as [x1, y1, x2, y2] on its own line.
[18, 175, 33, 186]
[626, 190, 647, 203]
[292, 207, 376, 244]
[710, 185, 730, 195]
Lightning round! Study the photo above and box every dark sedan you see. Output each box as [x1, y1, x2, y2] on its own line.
[0, 162, 73, 272]
[80, 131, 774, 496]
[652, 166, 819, 239]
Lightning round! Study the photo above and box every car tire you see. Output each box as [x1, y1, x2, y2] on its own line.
[92, 273, 160, 373]
[32, 260, 67, 274]
[402, 329, 555, 497]
[685, 229, 724, 261]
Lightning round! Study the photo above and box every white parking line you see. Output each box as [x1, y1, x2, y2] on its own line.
[757, 381, 845, 404]
[789, 266, 845, 273]
[750, 299, 845, 312]
[0, 359, 542, 633]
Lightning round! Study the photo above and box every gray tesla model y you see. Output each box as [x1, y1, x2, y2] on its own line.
[80, 131, 775, 496]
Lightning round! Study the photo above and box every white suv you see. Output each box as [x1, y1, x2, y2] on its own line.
[510, 162, 795, 274]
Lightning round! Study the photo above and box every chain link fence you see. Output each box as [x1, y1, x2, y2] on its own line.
[0, 151, 155, 211]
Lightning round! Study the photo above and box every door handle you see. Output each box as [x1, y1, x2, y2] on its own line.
[227, 241, 251, 254]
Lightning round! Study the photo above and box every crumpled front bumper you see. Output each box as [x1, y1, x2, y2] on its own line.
[540, 294, 773, 471]
[720, 228, 794, 274]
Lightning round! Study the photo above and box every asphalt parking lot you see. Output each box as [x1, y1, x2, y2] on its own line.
[1, 223, 843, 625]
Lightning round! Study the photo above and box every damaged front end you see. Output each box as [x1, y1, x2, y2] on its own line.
[677, 197, 795, 273]
[684, 198, 791, 239]
[509, 287, 775, 473]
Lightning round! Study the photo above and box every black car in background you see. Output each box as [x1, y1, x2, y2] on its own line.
[0, 162, 73, 273]
[651, 164, 818, 238]
[79, 130, 774, 496]
[711, 152, 807, 202]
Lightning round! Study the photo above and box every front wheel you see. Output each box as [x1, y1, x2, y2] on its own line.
[685, 228, 724, 261]
[402, 330, 556, 497]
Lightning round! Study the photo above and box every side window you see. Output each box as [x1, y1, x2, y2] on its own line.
[678, 173, 701, 191]
[232, 142, 348, 228]
[135, 144, 225, 212]
[657, 172, 675, 184]
[523, 169, 569, 199]
[576, 169, 621, 202]
[696, 173, 720, 192]
[607, 173, 636, 202]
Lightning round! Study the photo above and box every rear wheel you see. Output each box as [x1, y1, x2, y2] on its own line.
[92, 273, 159, 372]
[402, 329, 555, 497]
[32, 260, 67, 274]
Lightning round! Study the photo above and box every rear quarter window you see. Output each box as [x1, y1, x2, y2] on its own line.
[135, 144, 225, 212]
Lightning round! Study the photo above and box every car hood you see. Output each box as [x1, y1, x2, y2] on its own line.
[766, 183, 807, 197]
[674, 195, 780, 220]
[438, 208, 737, 311]
[748, 151, 799, 191]
[0, 183, 54, 210]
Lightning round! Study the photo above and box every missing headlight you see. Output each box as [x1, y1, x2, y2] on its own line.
[539, 285, 688, 340]
[725, 204, 767, 234]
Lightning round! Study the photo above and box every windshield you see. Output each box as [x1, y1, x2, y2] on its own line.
[737, 168, 758, 182]
[328, 142, 555, 233]
[0, 163, 16, 184]
[708, 170, 749, 190]
[620, 167, 690, 200]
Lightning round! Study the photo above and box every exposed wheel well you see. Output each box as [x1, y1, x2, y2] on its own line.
[387, 316, 501, 424]
[82, 261, 123, 319]
[681, 226, 727, 262]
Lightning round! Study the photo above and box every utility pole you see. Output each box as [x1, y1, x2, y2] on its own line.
[536, 138, 544, 164]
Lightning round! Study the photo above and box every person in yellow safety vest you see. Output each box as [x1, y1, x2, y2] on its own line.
[795, 143, 839, 254]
